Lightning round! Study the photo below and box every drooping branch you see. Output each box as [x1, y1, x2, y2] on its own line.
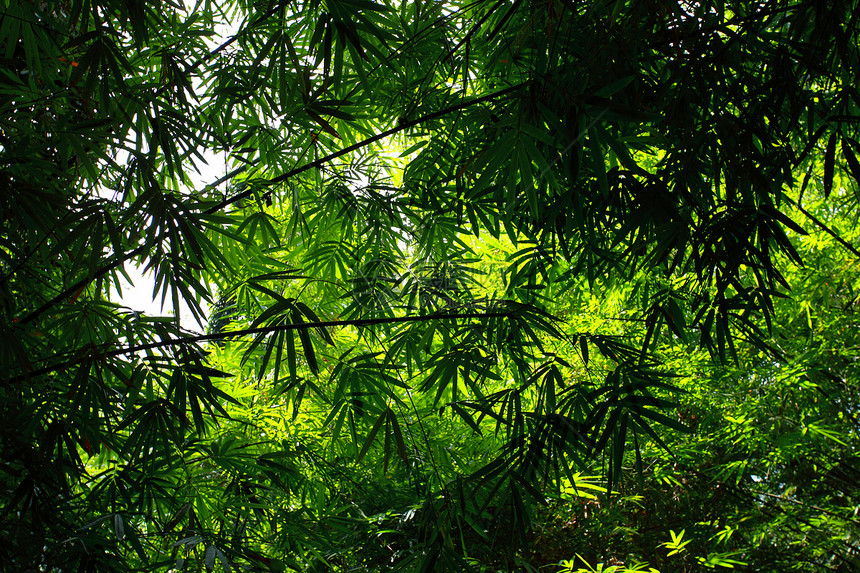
[8, 310, 515, 383]
[19, 84, 525, 326]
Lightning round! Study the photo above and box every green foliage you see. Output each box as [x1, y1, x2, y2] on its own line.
[2, 0, 860, 571]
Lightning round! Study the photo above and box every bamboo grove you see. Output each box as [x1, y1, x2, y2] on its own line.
[2, 0, 860, 571]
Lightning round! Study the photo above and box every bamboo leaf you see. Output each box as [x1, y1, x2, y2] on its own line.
[824, 131, 836, 198]
[356, 410, 387, 462]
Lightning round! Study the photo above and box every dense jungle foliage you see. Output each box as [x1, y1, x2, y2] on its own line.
[2, 0, 860, 571]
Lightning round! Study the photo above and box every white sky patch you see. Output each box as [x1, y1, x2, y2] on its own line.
[110, 12, 242, 332]
[111, 149, 227, 332]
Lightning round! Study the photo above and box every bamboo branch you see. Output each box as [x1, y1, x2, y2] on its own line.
[18, 84, 523, 326]
[8, 310, 514, 383]
[791, 199, 860, 261]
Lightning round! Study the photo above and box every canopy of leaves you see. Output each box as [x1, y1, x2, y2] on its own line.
[2, 0, 860, 571]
